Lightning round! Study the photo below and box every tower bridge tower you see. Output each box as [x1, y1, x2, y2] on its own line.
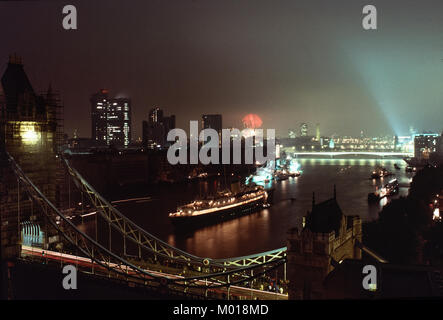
[0, 55, 63, 263]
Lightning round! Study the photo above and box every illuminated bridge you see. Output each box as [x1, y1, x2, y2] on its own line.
[291, 151, 413, 158]
[3, 152, 288, 300]
[1, 152, 388, 300]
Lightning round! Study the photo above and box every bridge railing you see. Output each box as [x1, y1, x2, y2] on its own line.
[213, 247, 287, 267]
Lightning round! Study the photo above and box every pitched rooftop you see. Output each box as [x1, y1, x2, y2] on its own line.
[305, 186, 343, 235]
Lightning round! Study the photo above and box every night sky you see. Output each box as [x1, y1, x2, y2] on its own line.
[1, 0, 443, 138]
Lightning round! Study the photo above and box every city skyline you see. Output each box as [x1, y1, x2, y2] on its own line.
[2, 0, 443, 139]
[3, 0, 443, 303]
[1, 58, 441, 141]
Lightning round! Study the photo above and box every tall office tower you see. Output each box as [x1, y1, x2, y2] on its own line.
[201, 114, 222, 144]
[90, 89, 131, 148]
[142, 107, 175, 149]
[149, 107, 163, 123]
[90, 89, 108, 146]
[108, 97, 131, 147]
[202, 114, 222, 137]
[300, 123, 308, 137]
[414, 133, 439, 160]
[315, 123, 320, 141]
[163, 114, 176, 135]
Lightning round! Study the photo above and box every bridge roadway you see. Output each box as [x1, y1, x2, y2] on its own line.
[21, 246, 288, 300]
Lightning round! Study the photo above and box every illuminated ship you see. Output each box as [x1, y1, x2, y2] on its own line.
[247, 158, 301, 184]
[276, 171, 289, 181]
[368, 178, 399, 203]
[169, 184, 269, 227]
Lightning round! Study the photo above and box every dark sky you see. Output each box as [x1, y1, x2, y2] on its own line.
[1, 0, 443, 138]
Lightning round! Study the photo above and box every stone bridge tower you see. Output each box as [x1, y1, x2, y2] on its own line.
[286, 188, 362, 299]
[0, 55, 62, 262]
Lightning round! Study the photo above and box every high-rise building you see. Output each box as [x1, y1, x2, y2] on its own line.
[90, 89, 131, 148]
[142, 107, 175, 149]
[315, 123, 320, 141]
[202, 114, 222, 133]
[202, 114, 222, 142]
[300, 123, 308, 137]
[149, 107, 163, 124]
[414, 133, 439, 160]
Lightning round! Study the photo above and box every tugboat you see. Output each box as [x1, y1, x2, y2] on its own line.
[385, 178, 399, 195]
[275, 171, 289, 181]
[370, 167, 393, 179]
[368, 178, 399, 203]
[169, 182, 270, 228]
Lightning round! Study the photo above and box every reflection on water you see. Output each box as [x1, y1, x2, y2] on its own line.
[79, 158, 414, 259]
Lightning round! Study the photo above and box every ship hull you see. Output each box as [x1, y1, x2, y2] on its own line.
[170, 196, 267, 229]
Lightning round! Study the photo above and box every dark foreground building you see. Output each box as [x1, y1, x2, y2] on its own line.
[323, 259, 443, 299]
[286, 189, 362, 299]
[286, 187, 443, 299]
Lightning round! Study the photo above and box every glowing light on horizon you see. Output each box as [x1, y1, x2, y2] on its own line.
[242, 114, 263, 129]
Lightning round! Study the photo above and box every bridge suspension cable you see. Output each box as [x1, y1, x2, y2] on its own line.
[7, 152, 288, 295]
[7, 152, 166, 280]
[63, 157, 287, 269]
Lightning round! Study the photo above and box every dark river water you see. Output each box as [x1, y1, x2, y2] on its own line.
[78, 158, 413, 259]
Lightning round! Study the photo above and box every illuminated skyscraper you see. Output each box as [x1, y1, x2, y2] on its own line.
[315, 123, 320, 141]
[142, 107, 175, 149]
[202, 114, 222, 142]
[149, 107, 163, 123]
[90, 89, 131, 148]
[300, 123, 308, 137]
[414, 133, 439, 160]
[202, 114, 222, 133]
